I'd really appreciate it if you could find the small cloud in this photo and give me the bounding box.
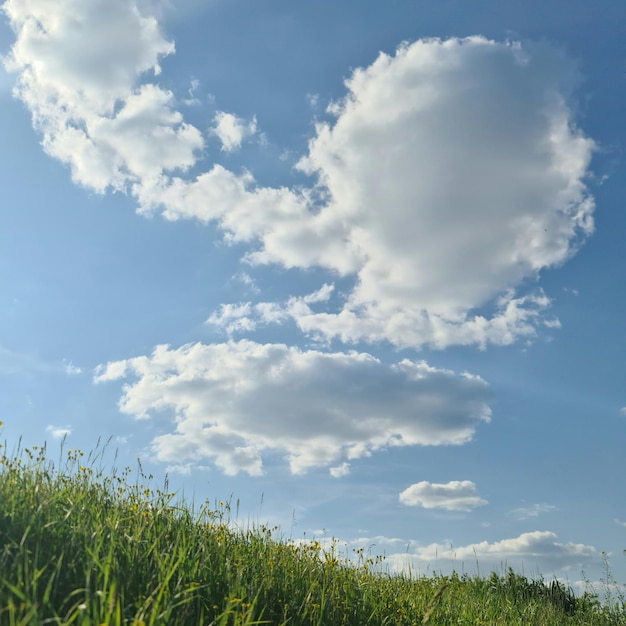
[206,302,256,335]
[619,407,626,416]
[306,92,320,109]
[211,111,257,152]
[234,273,260,294]
[510,503,558,520]
[302,283,334,304]
[182,78,201,106]
[46,425,71,439]
[93,360,128,383]
[399,480,487,512]
[615,519,626,528]
[350,535,405,548]
[329,462,350,478]
[63,359,82,375]
[279,148,293,162]
[543,318,561,329]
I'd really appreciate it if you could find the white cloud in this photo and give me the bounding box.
[3,3,596,351]
[290,532,599,582]
[182,78,201,106]
[570,579,626,603]
[233,273,260,294]
[542,318,562,329]
[46,425,71,439]
[329,462,351,478]
[62,359,82,375]
[276,37,594,349]
[93,359,129,383]
[510,503,558,520]
[206,285,335,338]
[619,407,626,416]
[211,111,257,152]
[3,0,174,110]
[3,0,202,193]
[169,37,595,350]
[350,535,406,548]
[232,288,554,350]
[386,531,598,574]
[299,284,333,304]
[206,302,256,335]
[93,340,492,475]
[399,480,487,512]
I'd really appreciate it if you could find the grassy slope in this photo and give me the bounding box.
[0,440,624,626]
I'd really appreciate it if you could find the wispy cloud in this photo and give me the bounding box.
[182,78,201,106]
[233,273,260,295]
[62,360,83,376]
[0,345,49,375]
[510,503,558,520]
[0,345,81,377]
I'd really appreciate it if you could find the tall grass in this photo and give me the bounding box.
[0,434,624,625]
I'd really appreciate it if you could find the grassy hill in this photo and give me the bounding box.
[0,437,624,625]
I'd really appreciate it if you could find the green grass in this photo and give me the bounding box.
[0,436,624,625]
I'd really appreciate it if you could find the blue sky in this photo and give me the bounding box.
[1,0,625,592]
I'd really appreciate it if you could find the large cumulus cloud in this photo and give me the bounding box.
[202,37,596,349]
[3,5,596,349]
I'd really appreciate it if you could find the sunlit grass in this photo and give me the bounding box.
[0,430,624,625]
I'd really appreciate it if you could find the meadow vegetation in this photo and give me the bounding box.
[0,432,624,625]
